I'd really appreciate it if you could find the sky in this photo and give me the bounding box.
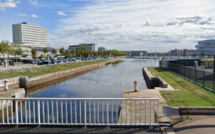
[0,0,215,52]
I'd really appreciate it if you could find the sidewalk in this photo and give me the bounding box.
[173,116,215,134]
[0,62,45,72]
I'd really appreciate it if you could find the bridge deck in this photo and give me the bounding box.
[0,126,161,134]
[118,89,167,124]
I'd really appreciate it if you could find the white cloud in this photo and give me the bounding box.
[0,0,20,10]
[46,0,215,50]
[57,11,67,16]
[29,0,38,6]
[145,19,151,26]
[18,13,28,16]
[31,14,38,17]
[166,15,214,26]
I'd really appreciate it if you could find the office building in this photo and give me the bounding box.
[68,43,98,51]
[12,22,47,47]
[98,46,106,51]
[126,50,147,56]
[195,39,215,56]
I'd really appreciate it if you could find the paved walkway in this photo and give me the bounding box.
[118,88,171,133]
[0,126,161,134]
[0,62,40,72]
[173,116,215,134]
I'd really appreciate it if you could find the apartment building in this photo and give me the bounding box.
[12,22,47,47]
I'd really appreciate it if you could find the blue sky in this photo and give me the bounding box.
[0,0,215,51]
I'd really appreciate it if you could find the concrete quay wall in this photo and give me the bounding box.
[0,58,123,90]
[24,58,121,89]
[0,88,25,111]
[142,67,168,89]
[0,77,20,88]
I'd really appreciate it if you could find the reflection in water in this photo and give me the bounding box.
[1,59,159,124]
[29,59,159,98]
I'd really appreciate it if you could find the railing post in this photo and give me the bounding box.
[15,100,18,127]
[189,66,190,80]
[203,71,205,88]
[213,74,215,93]
[184,66,185,78]
[106,101,109,127]
[157,100,159,124]
[195,69,197,83]
[84,100,86,128]
[37,100,40,127]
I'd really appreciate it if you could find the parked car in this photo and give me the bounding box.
[38,60,51,65]
[71,58,77,62]
[63,59,68,63]
[51,59,57,64]
[31,60,38,64]
[22,59,33,64]
[57,60,63,64]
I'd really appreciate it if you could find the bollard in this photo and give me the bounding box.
[134,80,138,92]
[19,76,28,89]
[4,80,8,91]
[4,60,8,67]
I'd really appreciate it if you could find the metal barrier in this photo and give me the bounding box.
[0,98,159,127]
[169,63,215,93]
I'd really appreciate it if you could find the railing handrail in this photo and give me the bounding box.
[0,98,159,100]
[0,98,160,127]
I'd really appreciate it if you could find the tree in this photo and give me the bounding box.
[14,48,23,56]
[75,45,88,57]
[76,45,88,51]
[43,48,49,54]
[64,50,70,58]
[109,49,127,56]
[104,51,109,57]
[52,48,57,54]
[10,43,23,56]
[0,40,10,54]
[31,49,37,59]
[71,49,76,57]
[59,47,65,54]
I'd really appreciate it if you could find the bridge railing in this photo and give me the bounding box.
[0,98,159,127]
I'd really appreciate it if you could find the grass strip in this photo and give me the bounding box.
[147,67,215,106]
[0,59,111,80]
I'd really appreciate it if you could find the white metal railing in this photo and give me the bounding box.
[0,98,159,127]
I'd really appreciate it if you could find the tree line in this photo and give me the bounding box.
[0,40,128,58]
[57,45,128,58]
[0,40,23,56]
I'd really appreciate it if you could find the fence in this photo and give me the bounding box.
[0,98,159,127]
[169,63,215,92]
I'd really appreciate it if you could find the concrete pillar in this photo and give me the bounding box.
[19,76,28,89]
[134,80,138,92]
[4,80,8,91]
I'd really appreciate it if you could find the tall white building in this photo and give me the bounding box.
[12,22,47,47]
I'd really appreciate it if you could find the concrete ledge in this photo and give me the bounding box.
[158,77,168,88]
[0,77,20,87]
[143,67,169,89]
[0,58,122,89]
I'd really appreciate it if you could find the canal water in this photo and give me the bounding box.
[28,59,159,98]
[3,59,159,124]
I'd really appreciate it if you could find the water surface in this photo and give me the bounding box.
[29,59,159,98]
